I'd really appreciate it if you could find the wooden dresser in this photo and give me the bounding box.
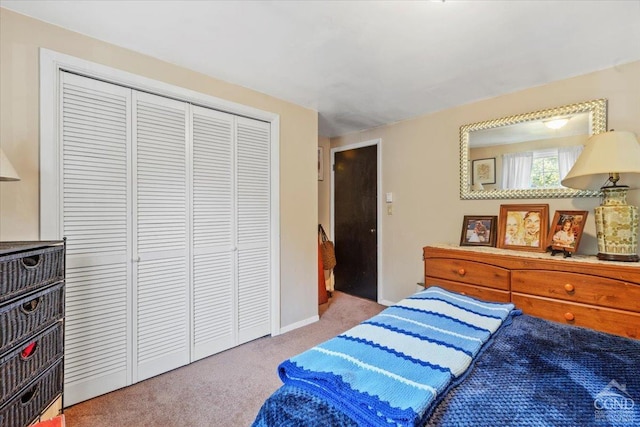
[423,245,640,339]
[0,241,66,427]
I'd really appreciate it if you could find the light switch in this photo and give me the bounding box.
[386,192,393,203]
[387,204,393,215]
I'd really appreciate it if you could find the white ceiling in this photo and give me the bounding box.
[2,0,640,137]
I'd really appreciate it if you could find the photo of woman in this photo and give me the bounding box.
[552,217,575,248]
[547,211,588,253]
[504,212,525,246]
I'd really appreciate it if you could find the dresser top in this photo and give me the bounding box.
[0,240,64,256]
[427,243,640,269]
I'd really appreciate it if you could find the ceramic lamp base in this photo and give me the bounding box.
[594,186,639,262]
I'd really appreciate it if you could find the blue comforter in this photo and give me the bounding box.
[274,287,517,426]
[253,314,640,426]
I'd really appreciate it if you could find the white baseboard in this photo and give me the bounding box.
[279,314,319,334]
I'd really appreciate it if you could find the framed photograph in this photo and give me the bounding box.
[460,215,498,247]
[497,204,549,252]
[318,147,324,181]
[546,210,588,253]
[472,157,496,185]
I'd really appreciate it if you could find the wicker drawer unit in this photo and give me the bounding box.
[423,245,640,339]
[0,241,65,427]
[0,360,63,427]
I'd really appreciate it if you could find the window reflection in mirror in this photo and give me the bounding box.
[460,99,607,200]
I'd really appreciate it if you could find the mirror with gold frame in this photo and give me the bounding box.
[460,99,607,200]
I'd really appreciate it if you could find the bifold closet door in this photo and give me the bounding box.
[236,117,271,344]
[191,107,235,361]
[56,71,271,405]
[132,92,190,381]
[191,111,271,360]
[60,72,133,406]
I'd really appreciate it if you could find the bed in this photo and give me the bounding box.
[251,287,640,427]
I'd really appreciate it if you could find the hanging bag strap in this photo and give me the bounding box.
[319,224,329,243]
[318,224,337,269]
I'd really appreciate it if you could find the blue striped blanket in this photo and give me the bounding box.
[277,287,518,426]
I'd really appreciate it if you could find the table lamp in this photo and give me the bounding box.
[0,148,20,181]
[561,130,640,261]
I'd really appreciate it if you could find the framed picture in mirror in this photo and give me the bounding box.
[471,158,496,185]
[497,204,549,252]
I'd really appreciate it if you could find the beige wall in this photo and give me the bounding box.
[331,61,640,303]
[0,8,319,328]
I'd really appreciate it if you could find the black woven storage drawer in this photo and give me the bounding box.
[0,283,65,356]
[0,359,63,427]
[0,244,65,303]
[0,322,63,406]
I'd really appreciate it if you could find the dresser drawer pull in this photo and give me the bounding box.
[20,254,42,269]
[20,387,38,405]
[564,283,575,292]
[564,312,575,321]
[20,341,38,360]
[20,297,41,314]
[457,268,466,276]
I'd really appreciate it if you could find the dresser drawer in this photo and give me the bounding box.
[512,270,640,313]
[0,246,65,303]
[0,360,63,427]
[512,293,640,339]
[0,283,65,355]
[424,258,509,290]
[0,323,64,405]
[425,278,511,303]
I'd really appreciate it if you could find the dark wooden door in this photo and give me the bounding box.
[334,144,378,301]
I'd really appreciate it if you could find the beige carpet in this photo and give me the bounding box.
[64,291,384,427]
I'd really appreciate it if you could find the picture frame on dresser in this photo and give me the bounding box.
[460,215,497,247]
[546,210,588,254]
[497,204,549,252]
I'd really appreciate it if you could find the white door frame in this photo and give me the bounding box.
[330,138,384,304]
[39,48,281,337]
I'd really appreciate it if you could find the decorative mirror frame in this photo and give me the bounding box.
[460,98,607,200]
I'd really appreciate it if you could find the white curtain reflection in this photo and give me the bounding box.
[502,152,533,189]
[558,145,584,181]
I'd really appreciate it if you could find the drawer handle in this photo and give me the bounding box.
[564,312,575,321]
[20,297,41,314]
[457,268,466,276]
[20,387,39,405]
[564,283,575,292]
[21,254,42,269]
[21,342,38,360]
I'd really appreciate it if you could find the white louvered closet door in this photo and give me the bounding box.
[236,117,271,344]
[191,107,235,361]
[132,92,190,381]
[53,69,272,406]
[60,72,132,406]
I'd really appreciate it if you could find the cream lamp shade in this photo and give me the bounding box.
[0,148,20,181]
[561,131,640,190]
[561,130,640,262]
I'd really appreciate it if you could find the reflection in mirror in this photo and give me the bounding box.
[460,99,607,200]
